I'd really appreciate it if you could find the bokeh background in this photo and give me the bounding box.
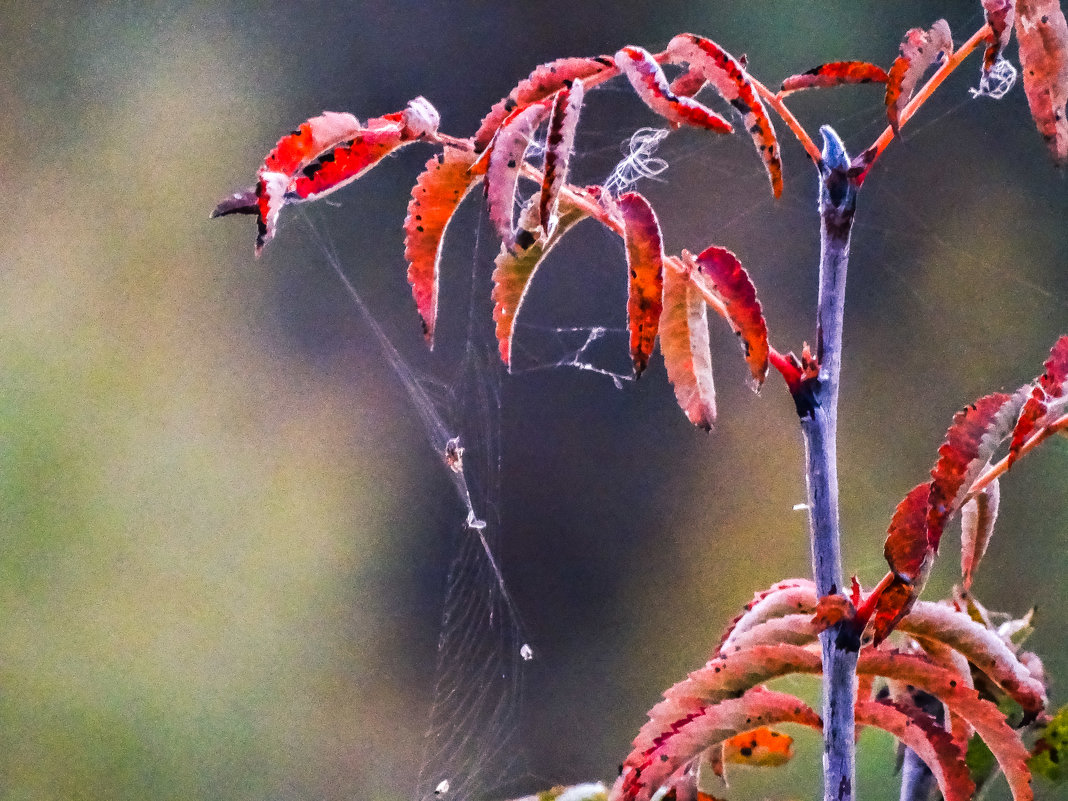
[1,1,1065,799]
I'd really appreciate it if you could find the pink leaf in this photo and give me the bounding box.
[660,264,717,430]
[486,100,553,247]
[539,81,585,238]
[960,478,1000,590]
[614,46,733,133]
[885,20,954,136]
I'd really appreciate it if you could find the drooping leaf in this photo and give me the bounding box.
[722,726,795,767]
[660,264,716,430]
[619,192,665,376]
[539,81,585,238]
[666,33,782,197]
[885,20,954,136]
[857,700,975,801]
[617,688,821,801]
[961,478,1001,590]
[929,393,1013,550]
[690,246,769,390]
[487,100,553,247]
[491,198,589,366]
[1009,335,1068,463]
[404,146,482,345]
[981,0,1017,75]
[900,600,1048,717]
[474,56,618,151]
[1014,0,1068,164]
[779,61,889,94]
[614,46,733,134]
[1029,703,1068,783]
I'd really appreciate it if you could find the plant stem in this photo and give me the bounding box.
[798,126,860,801]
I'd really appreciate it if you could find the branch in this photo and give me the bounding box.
[750,75,823,165]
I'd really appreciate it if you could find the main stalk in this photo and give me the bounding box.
[797,127,860,801]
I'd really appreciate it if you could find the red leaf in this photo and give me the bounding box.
[928,393,1013,551]
[539,81,585,238]
[691,246,769,390]
[884,481,933,582]
[486,100,553,247]
[981,0,1016,75]
[1008,335,1068,463]
[614,46,733,134]
[1015,0,1068,164]
[261,111,363,177]
[288,117,406,202]
[660,265,716,430]
[960,478,1000,590]
[855,700,975,801]
[885,20,953,136]
[779,61,889,94]
[620,192,665,376]
[474,56,617,151]
[404,147,482,345]
[491,198,589,366]
[666,34,782,198]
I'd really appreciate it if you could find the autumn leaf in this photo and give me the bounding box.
[539,81,585,238]
[1015,0,1068,164]
[717,579,816,655]
[1029,703,1068,783]
[491,198,590,366]
[666,33,782,197]
[690,246,769,390]
[981,0,1016,75]
[404,146,482,345]
[961,478,1000,590]
[885,20,953,136]
[486,100,553,247]
[660,264,716,430]
[474,56,617,151]
[722,726,795,767]
[614,46,733,134]
[619,192,665,376]
[1008,335,1068,463]
[884,481,934,583]
[779,61,889,94]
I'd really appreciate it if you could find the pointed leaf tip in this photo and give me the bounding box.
[660,265,716,429]
[619,192,665,376]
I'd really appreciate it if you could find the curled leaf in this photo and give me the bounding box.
[717,579,817,654]
[491,198,589,366]
[885,20,954,136]
[961,478,1000,589]
[487,100,553,246]
[1015,0,1068,164]
[539,81,585,238]
[1029,703,1068,783]
[474,56,617,151]
[404,146,482,345]
[981,0,1017,75]
[666,33,782,197]
[779,61,889,94]
[660,264,716,430]
[690,246,769,390]
[614,46,733,134]
[619,192,665,376]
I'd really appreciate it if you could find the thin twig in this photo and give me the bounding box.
[750,74,824,165]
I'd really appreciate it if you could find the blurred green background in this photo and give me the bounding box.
[1,1,1065,799]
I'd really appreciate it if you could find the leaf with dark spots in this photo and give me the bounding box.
[668,67,706,98]
[260,111,363,177]
[491,198,589,367]
[884,482,933,582]
[779,61,889,94]
[620,192,665,376]
[1008,335,1068,464]
[288,120,407,203]
[614,46,734,134]
[722,726,795,767]
[486,100,553,247]
[928,393,1012,552]
[404,147,482,347]
[473,56,617,151]
[691,246,769,390]
[1015,0,1068,164]
[660,263,716,429]
[961,478,1000,590]
[666,34,782,198]
[981,0,1016,76]
[539,81,585,238]
[885,20,953,136]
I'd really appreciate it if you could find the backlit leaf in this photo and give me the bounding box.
[614,46,733,134]
[660,264,716,430]
[474,56,617,151]
[404,146,482,345]
[1008,335,1068,464]
[961,478,1000,590]
[855,700,975,801]
[620,192,665,376]
[691,246,769,390]
[779,61,889,94]
[539,81,585,238]
[717,579,817,654]
[722,726,795,767]
[1015,0,1068,164]
[491,198,589,366]
[885,20,954,136]
[666,33,782,197]
[487,100,553,247]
